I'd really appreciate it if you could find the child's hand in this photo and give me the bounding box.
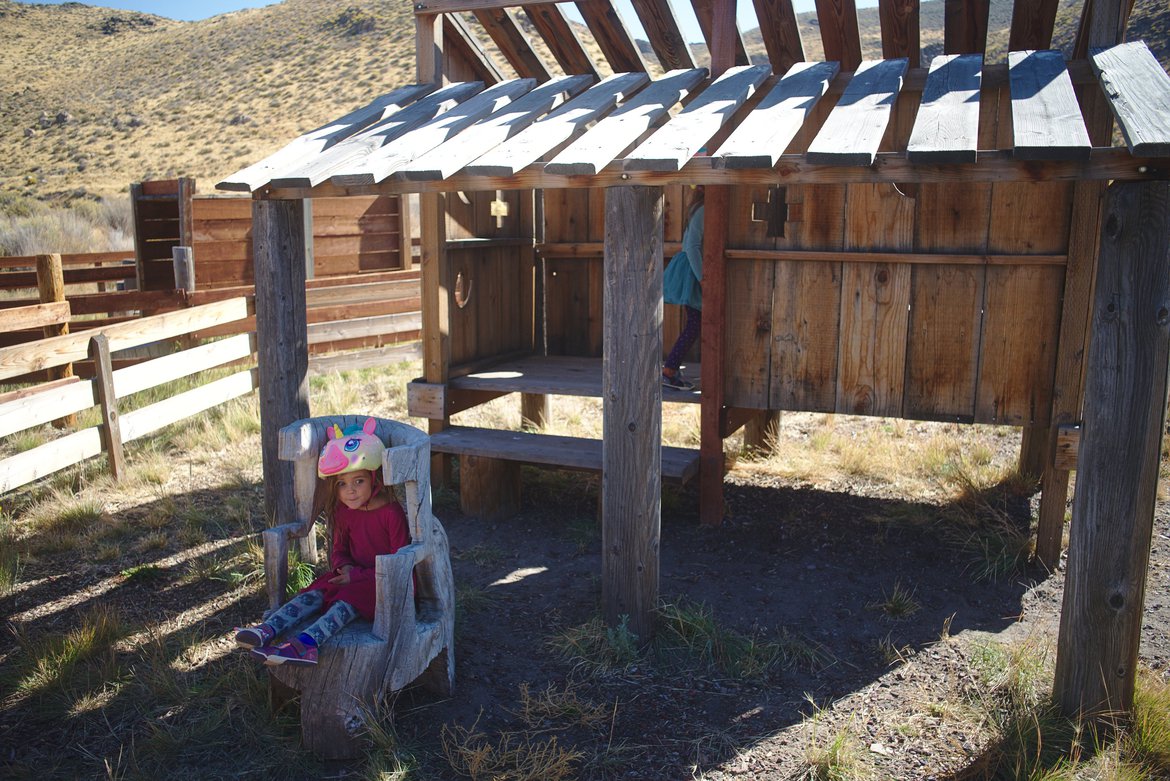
[329,565,354,584]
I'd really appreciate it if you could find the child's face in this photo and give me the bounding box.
[335,470,376,510]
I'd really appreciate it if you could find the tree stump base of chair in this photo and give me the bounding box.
[460,454,520,520]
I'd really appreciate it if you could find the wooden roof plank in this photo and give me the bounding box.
[1008,0,1058,50]
[907,53,983,164]
[751,0,805,72]
[691,0,751,67]
[472,7,554,82]
[544,68,708,176]
[268,82,484,189]
[575,0,650,73]
[399,75,594,181]
[944,0,990,55]
[713,60,839,169]
[444,13,505,85]
[878,0,920,68]
[216,84,435,192]
[1008,49,1092,160]
[629,0,698,70]
[626,64,772,172]
[523,4,601,79]
[1091,41,1170,157]
[465,72,650,177]
[329,79,537,186]
[807,58,908,165]
[814,0,863,71]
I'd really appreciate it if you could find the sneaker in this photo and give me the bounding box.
[263,639,318,667]
[234,624,275,649]
[662,370,695,391]
[250,644,280,663]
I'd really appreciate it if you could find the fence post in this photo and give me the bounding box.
[172,246,196,292]
[89,334,126,482]
[36,253,76,428]
[1053,180,1170,724]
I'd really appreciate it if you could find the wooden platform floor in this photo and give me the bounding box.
[429,425,701,483]
[449,355,701,403]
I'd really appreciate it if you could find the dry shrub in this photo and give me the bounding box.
[441,720,583,781]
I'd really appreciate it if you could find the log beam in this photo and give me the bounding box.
[602,185,663,641]
[253,199,312,540]
[1053,180,1170,722]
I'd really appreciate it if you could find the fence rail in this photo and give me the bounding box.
[0,298,256,493]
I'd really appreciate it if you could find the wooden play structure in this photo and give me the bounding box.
[262,415,455,758]
[223,0,1170,732]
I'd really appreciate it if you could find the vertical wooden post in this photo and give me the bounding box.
[1053,181,1170,723]
[520,393,549,430]
[177,176,196,249]
[253,198,312,561]
[603,185,663,641]
[398,194,415,272]
[1033,0,1124,568]
[171,246,195,292]
[417,9,451,484]
[299,200,314,281]
[88,334,125,482]
[130,182,146,288]
[743,410,781,454]
[36,253,76,428]
[699,0,736,526]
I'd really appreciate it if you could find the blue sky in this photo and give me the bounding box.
[19,0,876,43]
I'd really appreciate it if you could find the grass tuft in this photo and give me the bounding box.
[442,718,583,781]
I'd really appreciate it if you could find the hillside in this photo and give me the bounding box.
[0,0,1167,205]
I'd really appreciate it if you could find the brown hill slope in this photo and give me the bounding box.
[1,0,1167,205]
[1,0,419,199]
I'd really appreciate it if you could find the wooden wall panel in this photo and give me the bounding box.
[836,183,913,416]
[904,265,982,420]
[905,182,990,420]
[975,265,1064,424]
[770,260,842,411]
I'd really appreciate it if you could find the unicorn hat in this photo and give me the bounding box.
[317,417,385,478]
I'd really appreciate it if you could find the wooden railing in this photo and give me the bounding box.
[0,298,257,493]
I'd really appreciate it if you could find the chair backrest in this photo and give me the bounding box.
[278,415,432,542]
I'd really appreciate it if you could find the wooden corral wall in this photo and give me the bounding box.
[131,180,412,291]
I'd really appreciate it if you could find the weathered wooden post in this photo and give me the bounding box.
[698,0,736,525]
[1053,181,1170,723]
[36,253,76,428]
[171,246,196,293]
[602,185,663,641]
[88,334,125,481]
[253,198,313,561]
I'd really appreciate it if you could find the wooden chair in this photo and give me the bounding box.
[261,415,455,759]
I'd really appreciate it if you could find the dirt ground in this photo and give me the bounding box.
[3,412,1169,779]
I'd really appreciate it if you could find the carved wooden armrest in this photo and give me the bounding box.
[262,522,311,613]
[372,544,427,641]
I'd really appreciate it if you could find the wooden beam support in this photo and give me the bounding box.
[602,185,663,642]
[253,199,312,544]
[1054,180,1170,724]
[261,148,1169,202]
[698,0,736,527]
[523,4,600,80]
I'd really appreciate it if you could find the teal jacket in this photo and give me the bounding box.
[663,205,703,311]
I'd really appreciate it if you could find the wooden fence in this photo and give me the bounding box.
[131,179,412,291]
[0,299,256,493]
[0,294,422,495]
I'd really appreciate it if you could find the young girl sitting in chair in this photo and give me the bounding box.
[234,418,410,666]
